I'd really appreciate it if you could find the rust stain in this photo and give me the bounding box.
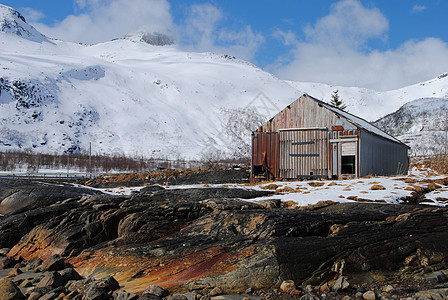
[8,227,64,261]
[251,132,280,180]
[68,244,259,295]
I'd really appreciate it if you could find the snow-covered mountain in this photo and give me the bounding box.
[0,4,447,159]
[0,4,300,160]
[374,97,448,156]
[287,73,448,122]
[0,4,48,43]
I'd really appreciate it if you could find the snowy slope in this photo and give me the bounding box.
[0,4,48,43]
[0,4,448,160]
[287,73,448,122]
[374,97,448,155]
[0,4,300,159]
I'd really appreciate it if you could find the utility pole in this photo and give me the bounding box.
[445,110,447,156]
[89,142,92,178]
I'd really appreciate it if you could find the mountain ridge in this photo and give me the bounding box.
[0,4,48,43]
[0,4,447,159]
[374,97,448,155]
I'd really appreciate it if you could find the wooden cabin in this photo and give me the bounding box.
[251,94,409,181]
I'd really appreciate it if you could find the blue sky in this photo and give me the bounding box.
[2,0,448,91]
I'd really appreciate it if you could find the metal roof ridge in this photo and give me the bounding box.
[303,94,410,148]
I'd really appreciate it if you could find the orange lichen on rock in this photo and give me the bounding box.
[8,226,64,261]
[68,244,258,294]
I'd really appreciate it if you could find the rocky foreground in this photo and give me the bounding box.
[1,176,448,299]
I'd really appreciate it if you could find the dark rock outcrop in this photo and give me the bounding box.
[1,180,448,296]
[0,178,99,215]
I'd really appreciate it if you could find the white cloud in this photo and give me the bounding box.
[271,0,448,91]
[28,1,264,62]
[272,29,297,47]
[182,3,264,61]
[411,5,427,14]
[31,0,175,44]
[303,0,389,50]
[74,0,102,10]
[20,7,46,23]
[217,26,265,61]
[184,3,223,49]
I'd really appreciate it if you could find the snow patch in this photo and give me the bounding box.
[62,66,106,81]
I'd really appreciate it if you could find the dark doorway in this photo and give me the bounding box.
[341,155,355,174]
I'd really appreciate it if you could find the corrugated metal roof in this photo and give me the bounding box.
[304,94,410,148]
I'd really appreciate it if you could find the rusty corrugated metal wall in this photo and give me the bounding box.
[251,132,280,180]
[279,128,329,179]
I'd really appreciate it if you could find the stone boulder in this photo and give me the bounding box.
[142,285,170,298]
[36,271,65,288]
[0,256,16,269]
[0,278,25,300]
[0,178,99,216]
[39,254,66,272]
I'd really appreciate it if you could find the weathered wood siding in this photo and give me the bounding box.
[279,128,329,179]
[257,94,355,132]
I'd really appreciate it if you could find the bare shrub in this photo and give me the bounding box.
[0,149,250,174]
[418,154,448,174]
[370,184,386,190]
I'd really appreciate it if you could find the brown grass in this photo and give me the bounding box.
[415,154,448,174]
[85,168,204,186]
[308,181,326,187]
[404,178,417,184]
[274,186,295,194]
[426,182,440,191]
[316,200,337,205]
[370,184,386,190]
[411,185,425,193]
[434,177,448,186]
[282,201,297,208]
[260,184,280,190]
